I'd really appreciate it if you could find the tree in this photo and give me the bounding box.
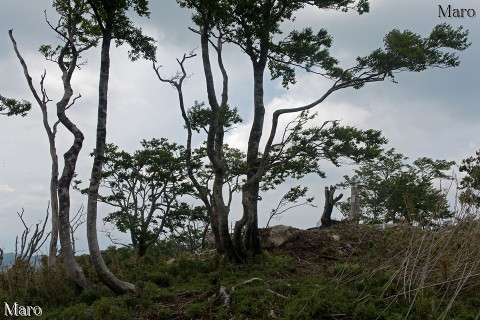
[93,139,192,258]
[459,150,480,215]
[154,51,245,256]
[8,33,61,268]
[85,0,156,294]
[166,203,211,254]
[339,149,454,226]
[158,55,383,253]
[161,48,386,262]
[178,0,469,260]
[261,111,385,228]
[8,42,62,269]
[8,0,98,287]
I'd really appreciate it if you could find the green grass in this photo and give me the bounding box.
[2,222,480,319]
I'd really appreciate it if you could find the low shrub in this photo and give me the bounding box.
[91,296,131,320]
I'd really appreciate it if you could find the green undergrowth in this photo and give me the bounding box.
[2,222,480,319]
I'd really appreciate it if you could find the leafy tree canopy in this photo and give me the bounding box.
[39,0,101,68]
[178,0,369,87]
[87,0,156,61]
[261,110,387,191]
[0,95,31,117]
[179,0,468,89]
[339,149,455,226]
[77,138,197,256]
[459,150,480,210]
[187,100,242,133]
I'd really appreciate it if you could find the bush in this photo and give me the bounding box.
[79,288,102,305]
[91,297,131,320]
[138,282,175,302]
[0,261,78,307]
[45,303,91,320]
[146,271,172,287]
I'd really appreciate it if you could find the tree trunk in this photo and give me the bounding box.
[200,222,210,250]
[235,63,266,258]
[38,91,60,267]
[235,178,261,258]
[321,186,343,227]
[172,73,223,254]
[46,124,60,267]
[57,137,87,288]
[212,174,241,262]
[56,51,87,289]
[206,206,223,253]
[86,31,135,294]
[134,239,147,258]
[243,180,261,255]
[195,18,242,262]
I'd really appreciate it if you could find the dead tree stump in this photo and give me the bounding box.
[321,186,343,227]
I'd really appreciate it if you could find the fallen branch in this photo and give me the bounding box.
[217,277,288,311]
[232,277,263,290]
[267,288,288,299]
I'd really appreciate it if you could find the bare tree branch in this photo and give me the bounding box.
[14,205,51,264]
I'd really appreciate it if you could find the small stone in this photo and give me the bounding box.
[332,234,340,241]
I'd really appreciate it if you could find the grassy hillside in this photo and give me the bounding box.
[1,221,480,319]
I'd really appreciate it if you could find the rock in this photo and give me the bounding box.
[264,225,300,247]
[331,234,340,241]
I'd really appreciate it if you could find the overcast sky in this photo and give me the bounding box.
[0,0,478,253]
